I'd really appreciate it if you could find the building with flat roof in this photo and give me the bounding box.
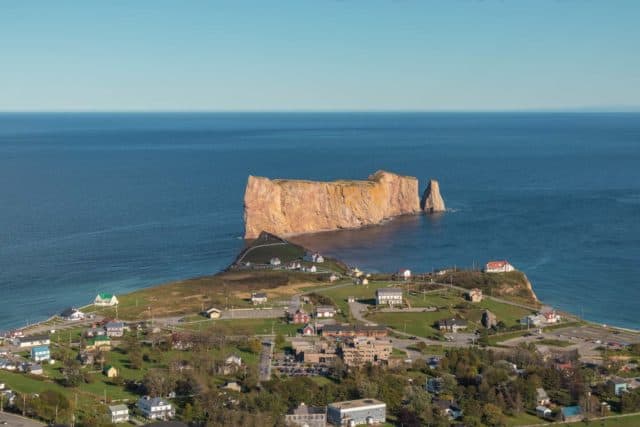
[327,398,386,426]
[109,404,130,423]
[375,288,403,306]
[340,337,392,367]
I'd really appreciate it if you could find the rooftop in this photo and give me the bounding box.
[329,398,385,410]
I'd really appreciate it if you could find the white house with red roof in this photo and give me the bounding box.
[484,260,515,273]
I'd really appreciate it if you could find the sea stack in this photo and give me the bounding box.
[243,170,421,239]
[421,179,446,213]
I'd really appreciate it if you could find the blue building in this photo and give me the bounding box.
[31,345,50,362]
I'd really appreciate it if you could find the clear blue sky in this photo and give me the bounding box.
[2,0,639,111]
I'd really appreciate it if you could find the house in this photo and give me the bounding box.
[109,404,130,423]
[347,296,356,303]
[270,257,281,266]
[467,288,483,303]
[432,398,463,420]
[303,265,317,273]
[322,324,388,338]
[105,321,125,337]
[302,324,316,336]
[536,405,552,419]
[339,337,392,367]
[482,310,497,328]
[251,292,268,305]
[329,273,339,282]
[15,335,50,348]
[316,306,336,318]
[311,253,325,263]
[536,387,551,406]
[137,396,175,420]
[78,351,95,366]
[290,310,310,324]
[376,288,403,306]
[85,327,107,338]
[426,377,445,394]
[221,354,243,375]
[427,356,441,370]
[521,314,545,327]
[61,307,85,321]
[204,307,222,319]
[104,365,118,378]
[222,381,242,392]
[94,293,119,306]
[485,260,515,273]
[560,406,583,422]
[31,345,50,362]
[327,398,386,426]
[85,335,111,351]
[285,402,327,427]
[27,363,43,375]
[355,277,369,285]
[437,318,468,333]
[540,306,561,324]
[398,269,412,280]
[608,378,629,396]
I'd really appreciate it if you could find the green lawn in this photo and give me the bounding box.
[536,339,573,347]
[404,289,463,308]
[475,298,534,327]
[366,311,454,339]
[566,413,640,426]
[317,281,400,320]
[187,318,300,337]
[506,411,544,426]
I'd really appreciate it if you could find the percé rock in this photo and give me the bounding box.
[243,170,421,239]
[421,179,446,213]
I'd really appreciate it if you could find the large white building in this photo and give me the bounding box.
[375,288,403,306]
[485,260,515,273]
[109,404,129,423]
[327,398,386,426]
[136,396,174,420]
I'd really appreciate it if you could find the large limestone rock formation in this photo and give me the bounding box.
[421,179,446,213]
[244,170,421,239]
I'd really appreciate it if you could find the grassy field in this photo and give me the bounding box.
[316,282,398,320]
[473,298,534,327]
[537,338,574,347]
[182,317,301,337]
[506,411,544,426]
[366,311,454,339]
[566,413,640,426]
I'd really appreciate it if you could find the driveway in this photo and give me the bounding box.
[0,413,45,427]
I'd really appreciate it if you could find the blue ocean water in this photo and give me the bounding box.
[1,113,639,330]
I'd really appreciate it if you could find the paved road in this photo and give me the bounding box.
[259,340,274,382]
[0,413,45,427]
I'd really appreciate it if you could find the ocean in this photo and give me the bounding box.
[1,112,639,330]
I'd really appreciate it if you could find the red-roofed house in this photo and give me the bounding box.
[485,260,515,273]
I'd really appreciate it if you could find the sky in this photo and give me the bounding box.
[1,0,639,112]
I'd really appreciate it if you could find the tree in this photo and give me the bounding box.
[483,403,507,427]
[275,333,285,350]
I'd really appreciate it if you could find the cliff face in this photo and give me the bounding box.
[421,179,446,213]
[244,170,421,239]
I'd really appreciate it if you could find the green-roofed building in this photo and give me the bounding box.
[94,293,119,306]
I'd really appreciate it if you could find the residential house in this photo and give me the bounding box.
[536,387,551,406]
[109,404,130,423]
[15,335,50,348]
[355,277,369,285]
[432,398,463,420]
[521,314,545,328]
[426,377,445,394]
[327,398,386,426]
[85,335,111,351]
[221,355,243,375]
[251,292,268,305]
[467,288,483,303]
[85,327,106,338]
[302,324,316,336]
[94,293,119,306]
[437,318,468,333]
[482,310,497,328]
[322,324,388,338]
[375,288,403,306]
[484,260,515,273]
[270,257,281,266]
[204,307,222,319]
[104,365,118,378]
[303,265,317,273]
[608,378,629,396]
[340,337,392,367]
[290,310,310,324]
[31,345,50,362]
[560,406,583,422]
[105,321,125,337]
[285,402,327,427]
[540,306,561,324]
[398,269,412,280]
[536,406,552,419]
[79,351,95,366]
[316,306,336,318]
[311,253,325,263]
[28,364,43,375]
[222,381,242,392]
[61,307,85,321]
[137,396,175,420]
[329,273,339,282]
